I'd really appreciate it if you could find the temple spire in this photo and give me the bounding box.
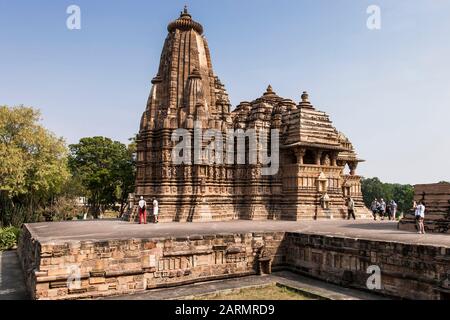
[146,9,229,129]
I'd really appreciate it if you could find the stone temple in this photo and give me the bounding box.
[132,8,371,222]
[16,9,450,301]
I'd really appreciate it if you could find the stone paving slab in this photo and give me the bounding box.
[0,251,28,300]
[25,219,450,248]
[104,271,388,300]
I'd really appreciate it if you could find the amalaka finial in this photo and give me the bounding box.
[301,91,309,102]
[263,85,277,97]
[180,5,191,19]
[169,5,203,34]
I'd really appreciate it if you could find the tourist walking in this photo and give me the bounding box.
[379,199,387,220]
[386,200,392,220]
[415,201,426,234]
[153,198,159,223]
[389,200,398,220]
[138,196,147,224]
[347,197,356,220]
[371,198,379,220]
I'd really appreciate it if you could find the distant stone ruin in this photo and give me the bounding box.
[399,182,450,233]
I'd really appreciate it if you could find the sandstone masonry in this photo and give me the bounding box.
[129,8,371,222]
[18,224,450,300]
[399,183,450,234]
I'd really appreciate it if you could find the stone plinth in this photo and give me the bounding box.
[284,233,450,300]
[18,220,450,300]
[18,225,284,300]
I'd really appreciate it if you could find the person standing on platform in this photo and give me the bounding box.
[153,198,159,224]
[390,200,398,220]
[415,201,426,234]
[347,197,356,220]
[371,198,379,220]
[379,198,387,220]
[138,196,147,224]
[386,200,392,220]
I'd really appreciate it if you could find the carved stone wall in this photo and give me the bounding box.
[18,226,285,300]
[284,233,450,300]
[128,9,371,222]
[19,225,450,300]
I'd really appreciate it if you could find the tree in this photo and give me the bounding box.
[68,137,135,218]
[361,177,414,214]
[0,105,70,226]
[117,137,136,214]
[391,183,414,214]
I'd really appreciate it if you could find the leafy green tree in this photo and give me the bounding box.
[391,183,414,214]
[361,177,414,214]
[68,137,135,218]
[361,177,384,205]
[0,106,70,226]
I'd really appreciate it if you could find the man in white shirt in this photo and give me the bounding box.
[153,198,159,223]
[415,201,426,234]
[379,199,386,220]
[390,200,398,220]
[347,197,356,220]
[138,196,147,224]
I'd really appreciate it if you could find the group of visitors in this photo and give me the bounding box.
[137,196,159,224]
[370,198,398,221]
[135,196,427,234]
[370,198,426,234]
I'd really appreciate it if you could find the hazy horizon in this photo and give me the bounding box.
[1,0,449,185]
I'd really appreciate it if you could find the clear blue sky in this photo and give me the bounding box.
[1,0,449,184]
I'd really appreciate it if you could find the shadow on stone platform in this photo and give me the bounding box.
[0,250,28,300]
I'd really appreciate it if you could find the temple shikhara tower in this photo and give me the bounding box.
[132,8,371,222]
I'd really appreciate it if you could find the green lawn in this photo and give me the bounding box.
[195,284,315,300]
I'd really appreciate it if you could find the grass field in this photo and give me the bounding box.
[195,284,315,300]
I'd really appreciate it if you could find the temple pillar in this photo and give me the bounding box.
[331,152,338,166]
[349,161,358,176]
[295,148,306,165]
[315,150,323,165]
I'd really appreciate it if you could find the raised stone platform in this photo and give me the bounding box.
[18,220,450,300]
[20,219,450,246]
